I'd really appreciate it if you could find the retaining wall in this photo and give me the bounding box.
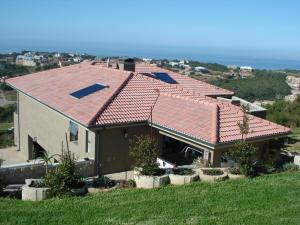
[0,159,95,184]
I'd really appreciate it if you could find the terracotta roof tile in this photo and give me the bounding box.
[7,62,290,145]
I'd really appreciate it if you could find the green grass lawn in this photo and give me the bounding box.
[0,172,300,225]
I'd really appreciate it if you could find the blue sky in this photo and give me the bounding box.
[1,0,300,61]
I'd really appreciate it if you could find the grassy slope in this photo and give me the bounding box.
[0,173,300,225]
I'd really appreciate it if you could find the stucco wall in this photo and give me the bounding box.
[99,125,162,174]
[16,92,95,160]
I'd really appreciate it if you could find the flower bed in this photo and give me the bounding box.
[194,168,228,182]
[86,176,119,193]
[228,167,245,179]
[169,168,199,185]
[134,173,169,189]
[22,179,49,201]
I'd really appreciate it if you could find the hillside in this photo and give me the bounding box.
[0,172,299,225]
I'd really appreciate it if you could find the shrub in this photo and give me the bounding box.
[282,162,299,172]
[202,169,224,176]
[129,135,161,176]
[192,157,207,168]
[228,167,242,175]
[229,106,258,177]
[92,176,116,188]
[43,149,79,197]
[230,141,257,177]
[173,168,195,175]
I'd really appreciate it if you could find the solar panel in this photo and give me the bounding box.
[152,72,178,84]
[70,83,107,99]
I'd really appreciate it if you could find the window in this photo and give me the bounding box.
[85,130,91,153]
[69,121,78,142]
[70,83,108,99]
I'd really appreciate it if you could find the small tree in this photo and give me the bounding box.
[43,149,78,197]
[230,105,257,177]
[37,152,59,175]
[129,135,160,176]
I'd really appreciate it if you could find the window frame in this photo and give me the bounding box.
[69,121,78,143]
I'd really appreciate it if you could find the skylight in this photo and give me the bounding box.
[70,83,107,99]
[152,72,178,84]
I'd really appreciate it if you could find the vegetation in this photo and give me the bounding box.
[173,168,195,175]
[282,162,299,172]
[0,173,299,224]
[0,64,33,78]
[0,104,15,123]
[188,60,229,72]
[228,167,242,175]
[129,135,162,176]
[266,96,300,127]
[43,149,81,197]
[209,74,291,102]
[229,106,258,177]
[202,168,224,176]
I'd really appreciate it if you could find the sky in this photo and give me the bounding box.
[0,0,300,63]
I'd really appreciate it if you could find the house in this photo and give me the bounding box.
[15,53,36,67]
[240,66,253,72]
[6,60,290,175]
[194,66,209,73]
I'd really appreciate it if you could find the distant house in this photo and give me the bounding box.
[194,66,209,72]
[7,61,290,175]
[240,66,253,72]
[16,53,36,67]
[169,61,179,67]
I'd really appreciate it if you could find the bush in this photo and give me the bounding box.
[282,162,299,172]
[173,168,195,175]
[192,157,207,168]
[129,135,161,176]
[92,176,116,188]
[230,141,257,177]
[202,169,224,176]
[228,167,242,175]
[43,150,80,197]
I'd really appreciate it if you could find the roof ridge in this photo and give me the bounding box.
[159,92,217,108]
[87,72,134,126]
[211,104,220,144]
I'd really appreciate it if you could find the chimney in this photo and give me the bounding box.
[106,58,111,68]
[117,58,135,72]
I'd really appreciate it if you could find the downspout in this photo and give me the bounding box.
[95,130,101,176]
[17,91,21,151]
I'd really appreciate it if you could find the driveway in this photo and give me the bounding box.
[0,146,27,166]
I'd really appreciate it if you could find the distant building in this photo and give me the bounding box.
[16,54,36,67]
[142,58,152,63]
[169,61,179,67]
[194,66,208,72]
[240,66,253,72]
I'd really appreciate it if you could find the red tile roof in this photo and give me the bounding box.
[135,63,234,97]
[7,62,132,125]
[7,62,290,146]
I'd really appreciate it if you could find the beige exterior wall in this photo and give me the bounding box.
[15,92,95,160]
[99,125,162,174]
